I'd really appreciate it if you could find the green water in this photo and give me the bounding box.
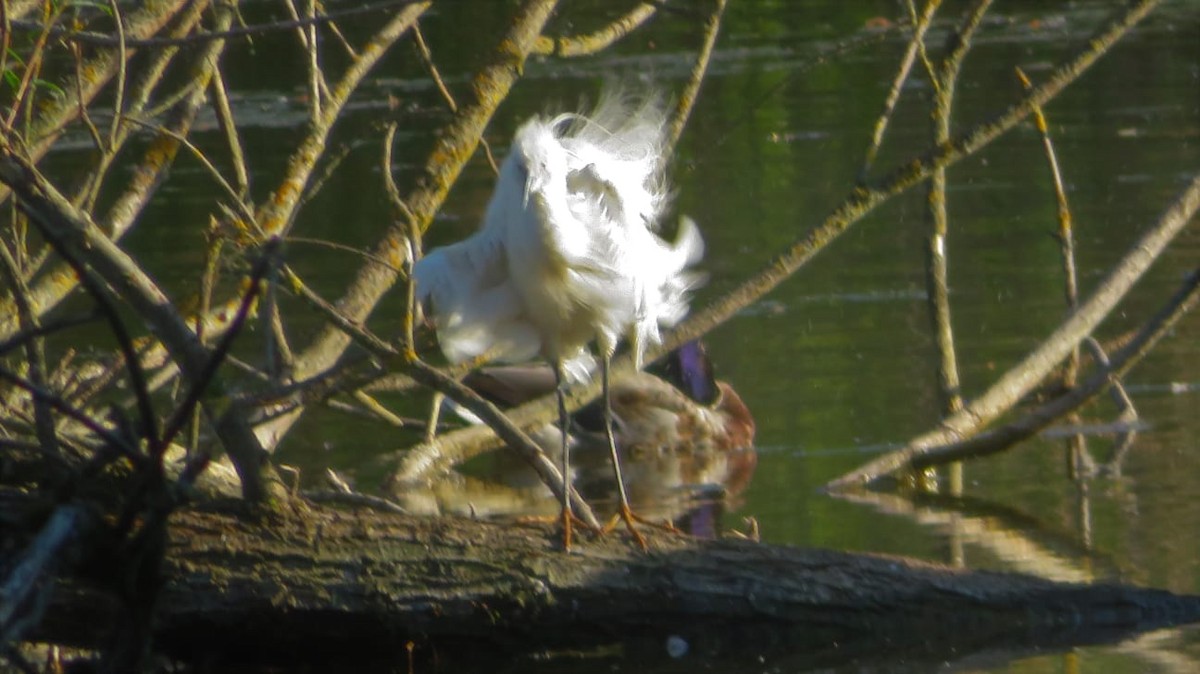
[112,1,1200,670]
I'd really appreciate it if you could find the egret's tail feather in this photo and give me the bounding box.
[566,90,669,164]
[671,216,706,267]
[557,91,672,232]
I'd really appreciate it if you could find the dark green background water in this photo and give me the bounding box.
[113,1,1200,670]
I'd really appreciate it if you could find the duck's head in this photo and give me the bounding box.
[653,340,719,406]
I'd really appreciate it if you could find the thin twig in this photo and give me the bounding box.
[69,41,106,158]
[0,240,58,456]
[0,173,161,449]
[381,123,421,354]
[666,0,726,152]
[120,116,256,224]
[0,0,216,342]
[106,0,127,148]
[305,490,408,514]
[1082,337,1137,421]
[858,0,942,182]
[210,69,251,198]
[412,22,499,174]
[1016,66,1080,384]
[157,240,279,453]
[0,367,139,458]
[2,2,56,132]
[922,0,992,421]
[314,0,356,58]
[349,390,408,427]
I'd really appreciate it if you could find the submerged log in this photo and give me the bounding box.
[24,500,1200,671]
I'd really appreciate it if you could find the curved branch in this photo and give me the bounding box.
[907,268,1199,472]
[532,2,658,57]
[826,174,1200,489]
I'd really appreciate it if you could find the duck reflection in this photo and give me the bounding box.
[394,342,756,538]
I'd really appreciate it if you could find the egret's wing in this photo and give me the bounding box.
[439,282,541,364]
[414,233,540,364]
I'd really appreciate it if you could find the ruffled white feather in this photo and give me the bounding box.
[414,90,704,381]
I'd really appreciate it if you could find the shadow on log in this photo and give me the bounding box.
[22,501,1200,671]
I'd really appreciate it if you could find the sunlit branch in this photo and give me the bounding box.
[210,66,251,198]
[828,174,1200,489]
[532,2,658,57]
[908,268,1199,472]
[858,0,943,182]
[666,0,726,152]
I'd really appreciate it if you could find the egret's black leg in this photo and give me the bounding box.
[602,353,648,550]
[554,361,573,552]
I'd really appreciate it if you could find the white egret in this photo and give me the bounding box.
[414,90,704,550]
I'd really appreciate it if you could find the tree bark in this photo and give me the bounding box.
[21,501,1200,670]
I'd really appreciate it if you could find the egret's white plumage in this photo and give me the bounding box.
[414,90,704,548]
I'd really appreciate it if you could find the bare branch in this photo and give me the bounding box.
[0,504,92,646]
[532,2,658,57]
[908,268,1199,472]
[210,69,251,198]
[827,174,1200,489]
[667,0,726,152]
[859,0,943,182]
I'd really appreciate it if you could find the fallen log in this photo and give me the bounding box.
[22,500,1200,671]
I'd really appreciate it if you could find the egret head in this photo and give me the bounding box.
[511,117,571,207]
